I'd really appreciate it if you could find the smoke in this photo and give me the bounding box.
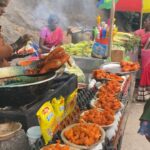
[31,0,70,29]
[32,0,98,29]
[0,0,99,43]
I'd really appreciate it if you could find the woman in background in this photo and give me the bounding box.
[136,15,150,101]
[136,15,150,142]
[39,14,64,54]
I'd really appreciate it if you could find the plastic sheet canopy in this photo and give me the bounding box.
[116,0,150,13]
[97,0,150,13]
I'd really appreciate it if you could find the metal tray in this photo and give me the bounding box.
[100,62,138,75]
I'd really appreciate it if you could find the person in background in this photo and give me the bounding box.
[0,0,33,67]
[138,40,150,142]
[39,14,64,54]
[135,15,150,49]
[136,15,150,102]
[136,15,150,142]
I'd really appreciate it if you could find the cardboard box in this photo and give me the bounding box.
[111,50,124,62]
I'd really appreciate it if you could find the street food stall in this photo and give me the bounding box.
[0,38,139,150]
[0,38,140,150]
[0,1,142,150]
[23,60,138,150]
[26,10,140,150]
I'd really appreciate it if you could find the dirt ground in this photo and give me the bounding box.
[121,102,150,150]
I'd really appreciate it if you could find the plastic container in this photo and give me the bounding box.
[27,126,41,145]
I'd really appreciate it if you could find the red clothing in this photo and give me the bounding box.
[40,26,63,48]
[141,49,150,70]
[135,29,150,48]
[140,62,150,86]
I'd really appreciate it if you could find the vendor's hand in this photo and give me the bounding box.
[17,47,27,55]
[49,46,55,52]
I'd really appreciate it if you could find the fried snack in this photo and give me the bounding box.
[43,140,70,150]
[80,108,114,126]
[64,123,101,146]
[39,54,70,74]
[95,80,121,111]
[44,47,65,63]
[39,47,71,74]
[120,61,140,72]
[93,69,123,82]
[95,98,121,112]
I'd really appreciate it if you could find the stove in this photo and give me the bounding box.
[0,73,77,130]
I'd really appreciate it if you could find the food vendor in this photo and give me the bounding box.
[39,14,64,54]
[0,0,33,67]
[0,0,13,67]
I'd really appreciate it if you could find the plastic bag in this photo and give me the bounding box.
[65,89,78,116]
[65,57,85,83]
[92,42,108,58]
[51,96,65,122]
[36,101,58,144]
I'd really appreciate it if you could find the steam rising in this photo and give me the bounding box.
[32,0,97,29]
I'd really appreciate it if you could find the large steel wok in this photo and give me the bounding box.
[0,68,61,107]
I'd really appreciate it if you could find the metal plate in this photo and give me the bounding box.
[100,62,138,75]
[0,65,66,87]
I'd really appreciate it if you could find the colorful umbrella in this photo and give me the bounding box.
[116,0,150,13]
